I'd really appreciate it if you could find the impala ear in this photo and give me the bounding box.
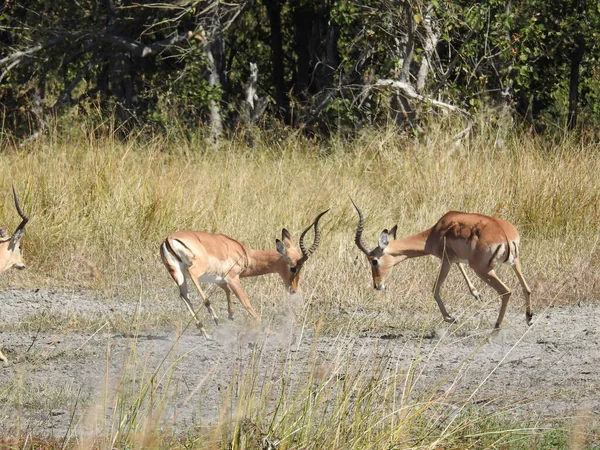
[388,225,398,240]
[281,228,294,247]
[378,229,390,250]
[276,239,287,257]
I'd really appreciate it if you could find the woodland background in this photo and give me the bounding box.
[1,0,599,143]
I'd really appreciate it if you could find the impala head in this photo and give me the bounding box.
[351,199,397,291]
[275,209,329,294]
[0,187,30,273]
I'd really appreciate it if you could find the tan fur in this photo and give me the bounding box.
[160,211,327,339]
[0,188,29,362]
[353,205,532,330]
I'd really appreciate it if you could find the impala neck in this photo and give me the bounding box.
[386,229,431,260]
[242,248,285,278]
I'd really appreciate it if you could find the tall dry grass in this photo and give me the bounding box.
[1,120,599,331]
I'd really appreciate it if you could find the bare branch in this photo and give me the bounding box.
[373,79,469,115]
[0,43,43,67]
[0,35,69,82]
[99,30,195,58]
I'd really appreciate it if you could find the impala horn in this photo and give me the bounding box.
[298,209,329,263]
[8,187,29,250]
[350,198,371,255]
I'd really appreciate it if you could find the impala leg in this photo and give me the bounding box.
[475,269,511,329]
[219,283,235,320]
[161,243,212,339]
[188,270,220,326]
[176,281,211,338]
[433,257,456,323]
[457,263,483,301]
[228,278,261,322]
[512,258,533,325]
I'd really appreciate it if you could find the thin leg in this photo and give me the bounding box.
[161,242,212,339]
[457,263,483,301]
[176,282,210,337]
[219,283,235,320]
[512,258,533,325]
[433,257,455,323]
[475,269,511,329]
[0,348,6,362]
[188,269,219,326]
[228,278,261,321]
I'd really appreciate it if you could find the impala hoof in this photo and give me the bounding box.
[444,316,458,324]
[526,313,533,326]
[203,332,214,341]
[475,293,483,301]
[213,317,219,326]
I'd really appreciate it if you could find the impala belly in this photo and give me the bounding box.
[444,237,474,262]
[200,255,239,285]
[199,273,227,284]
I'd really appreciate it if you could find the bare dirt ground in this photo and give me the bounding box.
[0,288,599,443]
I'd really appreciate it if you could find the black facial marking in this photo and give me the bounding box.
[290,266,298,273]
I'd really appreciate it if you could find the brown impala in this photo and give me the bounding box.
[161,210,328,338]
[351,199,532,330]
[0,187,30,362]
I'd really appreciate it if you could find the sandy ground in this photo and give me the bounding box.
[0,288,599,443]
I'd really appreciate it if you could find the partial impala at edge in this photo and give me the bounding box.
[0,187,30,362]
[160,210,328,339]
[351,199,532,330]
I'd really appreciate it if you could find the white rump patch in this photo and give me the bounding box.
[161,243,181,267]
[505,252,516,265]
[169,239,194,265]
[495,243,516,265]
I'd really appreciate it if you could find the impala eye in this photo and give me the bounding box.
[290,266,298,273]
[371,259,378,267]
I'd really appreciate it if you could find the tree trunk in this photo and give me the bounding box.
[399,2,415,84]
[264,0,288,119]
[292,1,311,98]
[567,35,586,130]
[206,42,224,143]
[324,19,340,82]
[416,4,439,93]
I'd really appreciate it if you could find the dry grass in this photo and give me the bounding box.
[1,121,599,331]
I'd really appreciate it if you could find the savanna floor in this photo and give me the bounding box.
[0,287,598,447]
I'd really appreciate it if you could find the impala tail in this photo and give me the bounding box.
[161,237,195,267]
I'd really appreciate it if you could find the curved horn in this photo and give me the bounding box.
[9,186,29,248]
[299,209,329,260]
[350,198,371,255]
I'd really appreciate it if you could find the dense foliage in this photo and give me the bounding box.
[1,0,599,140]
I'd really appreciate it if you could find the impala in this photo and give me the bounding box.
[160,210,328,338]
[351,199,532,329]
[0,187,30,362]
